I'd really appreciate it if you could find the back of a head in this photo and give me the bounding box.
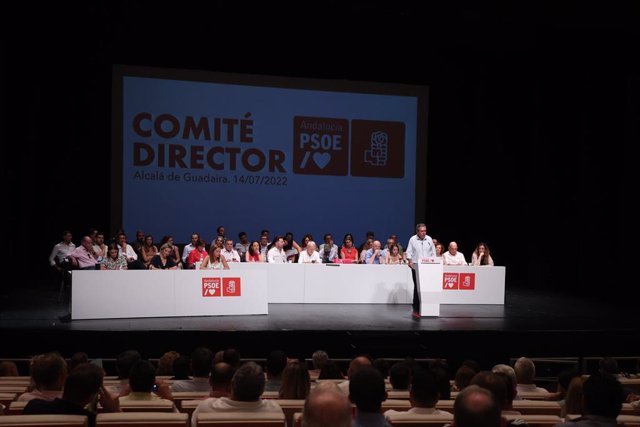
[312,350,329,370]
[117,350,141,380]
[279,360,311,399]
[454,385,501,427]
[470,371,509,410]
[318,360,344,380]
[129,360,156,393]
[211,362,235,387]
[557,368,580,393]
[223,348,241,368]
[157,351,180,376]
[599,357,619,375]
[191,347,213,377]
[461,359,481,374]
[0,361,19,376]
[455,366,477,392]
[266,350,287,377]
[431,366,452,400]
[302,383,352,427]
[69,352,89,371]
[30,352,68,389]
[491,364,517,393]
[410,369,439,408]
[514,357,536,384]
[390,362,412,390]
[347,355,372,379]
[63,363,104,405]
[583,373,624,418]
[349,366,387,413]
[231,361,265,402]
[172,355,191,379]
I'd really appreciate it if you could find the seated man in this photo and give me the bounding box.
[302,382,352,427]
[453,385,501,427]
[443,241,466,265]
[18,352,67,402]
[298,241,321,263]
[119,360,174,409]
[385,369,453,420]
[23,363,120,427]
[67,236,98,270]
[191,362,283,427]
[349,366,390,427]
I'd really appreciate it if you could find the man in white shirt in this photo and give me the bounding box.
[405,223,435,316]
[49,230,76,269]
[191,362,283,427]
[267,236,287,263]
[221,239,241,262]
[443,241,466,265]
[298,241,321,263]
[181,233,200,264]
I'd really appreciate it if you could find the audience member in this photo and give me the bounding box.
[338,356,372,395]
[373,358,390,381]
[302,382,352,427]
[171,355,191,380]
[156,351,180,376]
[310,350,329,377]
[209,362,235,398]
[365,240,384,264]
[191,362,283,427]
[453,385,501,427]
[267,236,287,263]
[149,243,179,270]
[385,369,452,419]
[555,373,624,426]
[69,352,89,372]
[318,360,345,380]
[201,245,230,270]
[349,366,390,427]
[318,234,339,263]
[454,365,477,392]
[265,350,288,391]
[561,376,584,417]
[172,347,213,392]
[0,360,19,376]
[279,360,311,399]
[186,239,207,269]
[340,235,359,263]
[118,360,174,405]
[235,232,250,259]
[68,236,98,270]
[514,357,548,393]
[100,244,128,270]
[245,241,265,262]
[23,363,120,427]
[389,362,412,390]
[18,352,67,402]
[221,239,241,262]
[139,235,158,269]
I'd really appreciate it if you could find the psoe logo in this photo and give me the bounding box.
[222,277,242,297]
[459,273,475,290]
[443,273,459,290]
[351,120,405,178]
[293,116,349,176]
[202,277,221,297]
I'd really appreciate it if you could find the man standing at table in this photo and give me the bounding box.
[405,223,435,317]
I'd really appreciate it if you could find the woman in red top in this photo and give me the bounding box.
[340,235,359,263]
[245,241,264,262]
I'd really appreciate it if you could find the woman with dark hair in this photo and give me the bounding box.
[279,360,311,399]
[245,241,264,262]
[471,242,494,266]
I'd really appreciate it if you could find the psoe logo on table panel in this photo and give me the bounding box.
[443,273,459,290]
[222,277,242,296]
[459,273,475,290]
[202,277,221,297]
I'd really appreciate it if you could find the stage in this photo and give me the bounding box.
[1,284,638,375]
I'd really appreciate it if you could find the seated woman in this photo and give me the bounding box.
[201,245,230,270]
[359,238,373,264]
[159,236,182,268]
[186,239,208,269]
[140,235,158,269]
[435,242,444,257]
[471,242,494,266]
[101,244,128,270]
[385,243,404,265]
[150,243,178,270]
[340,235,359,263]
[245,241,264,262]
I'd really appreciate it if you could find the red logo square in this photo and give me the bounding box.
[350,120,405,178]
[459,273,475,290]
[202,277,221,297]
[293,116,349,176]
[443,273,459,290]
[222,277,241,296]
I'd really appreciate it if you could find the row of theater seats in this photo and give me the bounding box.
[2,412,640,427]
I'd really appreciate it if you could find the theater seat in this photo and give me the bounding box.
[0,414,88,427]
[7,401,28,415]
[194,412,286,427]
[96,412,188,427]
[503,414,562,427]
[386,412,453,426]
[117,400,176,412]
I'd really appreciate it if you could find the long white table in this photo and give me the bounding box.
[71,264,505,319]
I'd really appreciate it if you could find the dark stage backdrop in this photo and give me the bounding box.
[3,3,634,302]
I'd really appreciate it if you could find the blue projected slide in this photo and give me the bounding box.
[113,66,428,246]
